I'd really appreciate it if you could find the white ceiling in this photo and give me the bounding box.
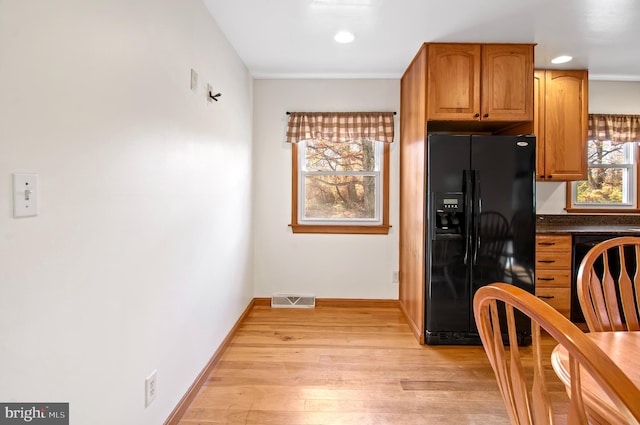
[202,0,640,81]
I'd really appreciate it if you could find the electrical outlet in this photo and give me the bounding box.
[145,370,157,407]
[392,271,399,284]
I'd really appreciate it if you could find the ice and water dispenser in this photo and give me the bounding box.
[433,192,464,235]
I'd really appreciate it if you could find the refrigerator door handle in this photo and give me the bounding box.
[473,170,481,265]
[463,170,472,265]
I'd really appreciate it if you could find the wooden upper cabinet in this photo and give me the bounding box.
[427,44,481,120]
[535,69,588,181]
[427,43,533,122]
[481,44,533,121]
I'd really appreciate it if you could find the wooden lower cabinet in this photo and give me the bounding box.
[536,287,572,318]
[535,234,572,318]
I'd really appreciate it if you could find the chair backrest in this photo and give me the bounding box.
[473,283,640,425]
[479,211,510,259]
[577,236,640,332]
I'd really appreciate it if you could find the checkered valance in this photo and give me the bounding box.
[588,114,640,145]
[285,112,395,144]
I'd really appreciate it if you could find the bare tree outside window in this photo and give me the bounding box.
[301,139,380,221]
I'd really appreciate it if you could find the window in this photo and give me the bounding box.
[568,114,640,212]
[571,140,637,207]
[286,112,393,234]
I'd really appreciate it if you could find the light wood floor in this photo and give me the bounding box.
[178,301,569,425]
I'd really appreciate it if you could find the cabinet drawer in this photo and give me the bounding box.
[536,252,572,269]
[536,287,571,318]
[535,270,572,288]
[536,234,571,251]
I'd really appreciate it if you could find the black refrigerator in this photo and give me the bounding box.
[425,134,536,345]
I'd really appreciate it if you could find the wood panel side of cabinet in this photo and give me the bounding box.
[481,44,534,121]
[534,70,546,180]
[426,43,481,121]
[543,70,588,181]
[399,44,428,342]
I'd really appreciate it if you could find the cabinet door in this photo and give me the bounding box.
[543,70,588,181]
[426,44,481,121]
[481,44,534,121]
[533,70,546,180]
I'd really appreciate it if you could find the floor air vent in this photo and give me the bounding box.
[271,294,316,308]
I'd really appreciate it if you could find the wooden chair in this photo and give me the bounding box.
[473,283,640,425]
[476,211,511,282]
[576,236,640,332]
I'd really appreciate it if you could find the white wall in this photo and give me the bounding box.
[0,1,254,424]
[535,80,640,214]
[253,80,400,299]
[590,81,640,113]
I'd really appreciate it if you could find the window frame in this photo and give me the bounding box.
[566,141,640,213]
[290,141,391,234]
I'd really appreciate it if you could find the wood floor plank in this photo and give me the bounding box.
[177,303,569,425]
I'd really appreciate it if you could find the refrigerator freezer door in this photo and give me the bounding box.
[426,135,471,334]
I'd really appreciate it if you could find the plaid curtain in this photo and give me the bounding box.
[285,112,395,143]
[588,114,640,144]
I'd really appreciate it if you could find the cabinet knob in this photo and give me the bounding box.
[474,113,480,118]
[547,175,553,178]
[483,113,489,118]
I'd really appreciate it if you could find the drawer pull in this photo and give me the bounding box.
[538,242,556,246]
[537,277,555,281]
[538,260,556,263]
[538,295,555,299]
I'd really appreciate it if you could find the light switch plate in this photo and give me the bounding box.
[13,173,38,218]
[190,68,198,92]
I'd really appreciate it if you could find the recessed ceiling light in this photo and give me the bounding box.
[313,0,377,8]
[334,31,355,44]
[551,55,573,64]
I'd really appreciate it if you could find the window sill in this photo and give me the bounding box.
[565,208,640,214]
[289,224,391,235]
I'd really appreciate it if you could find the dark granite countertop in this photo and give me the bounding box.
[536,224,640,235]
[536,214,640,235]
